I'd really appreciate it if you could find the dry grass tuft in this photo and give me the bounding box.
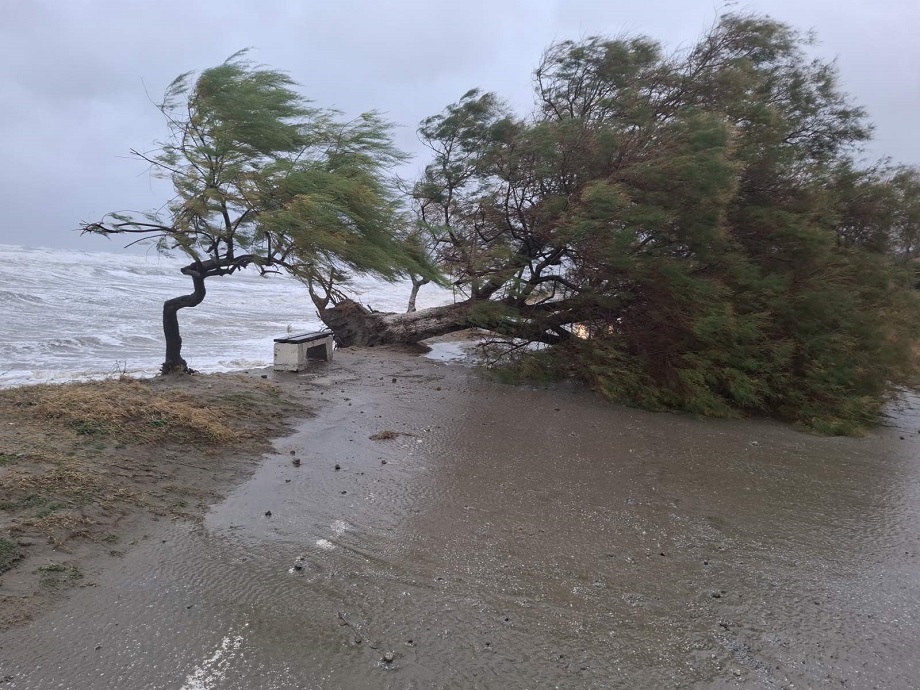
[24,512,95,540]
[0,372,307,629]
[5,377,240,444]
[4,462,138,504]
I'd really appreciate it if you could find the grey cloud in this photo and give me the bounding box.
[0,0,916,250]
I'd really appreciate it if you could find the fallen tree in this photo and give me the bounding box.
[321,13,920,433]
[318,294,581,348]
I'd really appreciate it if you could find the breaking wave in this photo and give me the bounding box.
[0,244,450,388]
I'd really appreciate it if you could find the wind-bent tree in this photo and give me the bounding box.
[327,13,920,432]
[82,51,434,373]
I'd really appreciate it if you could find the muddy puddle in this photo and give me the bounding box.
[1,348,918,688]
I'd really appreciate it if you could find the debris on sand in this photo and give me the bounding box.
[369,429,418,441]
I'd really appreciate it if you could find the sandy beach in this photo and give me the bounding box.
[1,345,918,689]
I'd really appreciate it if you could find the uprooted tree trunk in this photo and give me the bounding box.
[317,297,576,348]
[318,299,480,347]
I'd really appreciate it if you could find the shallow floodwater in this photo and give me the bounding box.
[1,350,918,689]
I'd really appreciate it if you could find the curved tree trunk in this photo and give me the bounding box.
[406,276,429,313]
[319,299,479,347]
[162,270,206,374]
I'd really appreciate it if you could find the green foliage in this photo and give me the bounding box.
[36,563,83,587]
[0,538,21,574]
[487,349,566,387]
[414,13,920,433]
[0,452,21,466]
[83,50,439,309]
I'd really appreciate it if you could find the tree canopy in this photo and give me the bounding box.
[82,51,436,372]
[408,13,920,432]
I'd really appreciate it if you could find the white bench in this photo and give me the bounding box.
[273,330,334,371]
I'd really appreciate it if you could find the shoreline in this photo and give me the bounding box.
[0,364,309,628]
[0,340,476,627]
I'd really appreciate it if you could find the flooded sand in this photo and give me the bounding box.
[1,347,918,689]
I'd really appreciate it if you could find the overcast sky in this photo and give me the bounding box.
[1,0,917,252]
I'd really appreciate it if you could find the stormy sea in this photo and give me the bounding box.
[0,244,451,388]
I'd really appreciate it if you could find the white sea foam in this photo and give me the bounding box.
[179,632,245,690]
[0,244,453,388]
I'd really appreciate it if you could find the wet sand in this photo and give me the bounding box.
[1,347,918,688]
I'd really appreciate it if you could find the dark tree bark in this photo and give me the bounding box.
[161,266,207,374]
[158,256,255,374]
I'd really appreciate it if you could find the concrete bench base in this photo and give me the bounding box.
[273,331,334,371]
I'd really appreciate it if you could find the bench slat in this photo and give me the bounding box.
[273,331,334,344]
